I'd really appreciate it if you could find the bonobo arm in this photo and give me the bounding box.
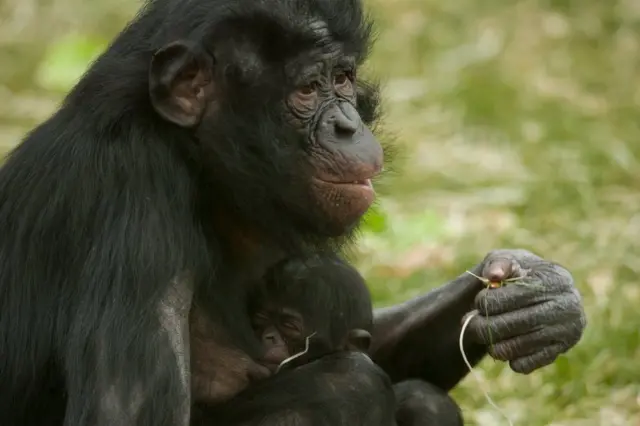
[370,249,587,391]
[369,264,487,391]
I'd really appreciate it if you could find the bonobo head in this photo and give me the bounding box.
[144,0,385,247]
[248,254,373,371]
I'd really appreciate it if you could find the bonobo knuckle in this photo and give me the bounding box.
[486,248,534,261]
[510,360,535,375]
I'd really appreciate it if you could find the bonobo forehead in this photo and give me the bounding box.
[196,0,372,71]
[280,10,371,64]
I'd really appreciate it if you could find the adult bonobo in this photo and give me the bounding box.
[0,0,586,425]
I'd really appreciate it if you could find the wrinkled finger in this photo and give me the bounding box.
[508,343,567,374]
[466,301,577,343]
[475,273,579,316]
[475,284,555,316]
[487,323,569,361]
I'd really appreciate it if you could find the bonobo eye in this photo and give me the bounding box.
[282,322,300,334]
[278,313,303,335]
[333,71,354,97]
[297,82,318,98]
[252,311,270,327]
[289,82,319,112]
[334,72,348,86]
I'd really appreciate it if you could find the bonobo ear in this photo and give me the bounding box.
[149,41,214,127]
[346,329,372,352]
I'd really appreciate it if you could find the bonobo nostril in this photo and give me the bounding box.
[264,331,283,345]
[334,102,360,135]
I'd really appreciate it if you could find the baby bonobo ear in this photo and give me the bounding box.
[149,41,214,127]
[346,329,372,352]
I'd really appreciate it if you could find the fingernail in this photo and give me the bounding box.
[487,265,506,281]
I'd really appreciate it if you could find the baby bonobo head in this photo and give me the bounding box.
[248,254,373,372]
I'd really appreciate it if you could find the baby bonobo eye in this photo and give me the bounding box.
[346,329,371,352]
[251,310,271,329]
[278,309,304,336]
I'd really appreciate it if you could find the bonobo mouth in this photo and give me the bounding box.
[313,176,375,199]
[313,165,379,206]
[310,161,383,232]
[315,161,382,190]
[326,178,373,193]
[334,179,372,186]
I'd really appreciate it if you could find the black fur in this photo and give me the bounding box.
[194,352,397,426]
[0,0,391,425]
[259,253,374,348]
[394,380,463,426]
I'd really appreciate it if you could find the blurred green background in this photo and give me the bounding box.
[1,0,639,424]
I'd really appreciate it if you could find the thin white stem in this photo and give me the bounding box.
[460,312,514,426]
[275,332,317,374]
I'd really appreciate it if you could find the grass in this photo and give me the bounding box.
[1,0,639,424]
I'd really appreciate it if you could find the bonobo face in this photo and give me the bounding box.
[286,51,384,233]
[251,303,372,372]
[147,7,383,241]
[251,306,305,370]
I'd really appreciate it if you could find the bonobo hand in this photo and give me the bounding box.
[463,249,587,374]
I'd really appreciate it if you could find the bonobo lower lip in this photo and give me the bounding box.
[311,175,377,228]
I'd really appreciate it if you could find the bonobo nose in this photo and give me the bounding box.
[263,330,284,346]
[334,102,360,135]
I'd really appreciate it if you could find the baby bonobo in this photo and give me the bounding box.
[193,255,461,425]
[248,255,463,426]
[249,254,374,372]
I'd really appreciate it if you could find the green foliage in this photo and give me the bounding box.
[361,206,388,234]
[36,34,107,92]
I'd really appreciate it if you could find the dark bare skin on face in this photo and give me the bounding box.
[253,305,372,370]
[282,27,383,231]
[251,291,373,372]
